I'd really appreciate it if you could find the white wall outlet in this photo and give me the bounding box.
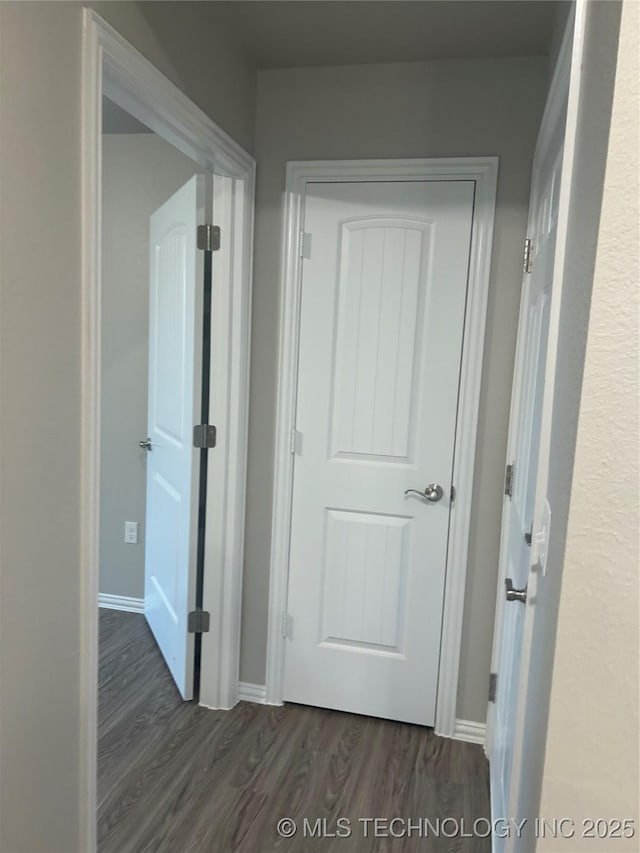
[124,521,139,545]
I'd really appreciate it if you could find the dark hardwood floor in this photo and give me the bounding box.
[98,610,490,853]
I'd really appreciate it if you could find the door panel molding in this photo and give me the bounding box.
[81,12,255,851]
[266,157,498,740]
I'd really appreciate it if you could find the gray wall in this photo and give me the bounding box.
[242,57,549,723]
[100,133,199,600]
[0,3,256,850]
[0,5,83,850]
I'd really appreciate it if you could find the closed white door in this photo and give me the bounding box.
[284,180,475,725]
[489,123,565,834]
[144,175,206,700]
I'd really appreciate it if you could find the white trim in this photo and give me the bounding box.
[98,594,144,613]
[199,171,255,710]
[453,719,487,746]
[97,19,252,178]
[506,9,589,848]
[81,12,254,850]
[80,14,101,852]
[265,158,499,738]
[237,682,267,704]
[486,0,576,780]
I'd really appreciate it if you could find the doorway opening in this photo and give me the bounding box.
[82,11,255,847]
[96,98,230,843]
[98,100,212,698]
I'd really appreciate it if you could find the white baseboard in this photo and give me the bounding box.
[98,593,144,614]
[237,681,267,704]
[452,718,487,745]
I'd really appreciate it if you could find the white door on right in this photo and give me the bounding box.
[489,126,565,838]
[283,180,475,726]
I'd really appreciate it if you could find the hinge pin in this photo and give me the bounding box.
[505,463,515,498]
[193,424,217,449]
[523,237,533,274]
[188,610,210,633]
[197,224,221,252]
[489,672,497,703]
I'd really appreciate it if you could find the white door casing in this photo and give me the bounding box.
[266,159,498,738]
[490,141,563,833]
[487,10,575,842]
[83,13,255,850]
[144,175,207,700]
[283,180,475,725]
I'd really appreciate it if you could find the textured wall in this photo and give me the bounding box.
[244,57,549,724]
[539,0,639,841]
[100,134,199,600]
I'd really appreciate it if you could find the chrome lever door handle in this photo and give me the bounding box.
[139,437,152,451]
[505,577,527,604]
[404,483,444,503]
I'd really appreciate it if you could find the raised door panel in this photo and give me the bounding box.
[330,220,432,463]
[150,226,188,447]
[146,473,181,622]
[319,509,410,654]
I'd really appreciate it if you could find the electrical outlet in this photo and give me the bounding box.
[124,521,138,545]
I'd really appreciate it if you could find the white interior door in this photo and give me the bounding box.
[283,180,475,725]
[488,92,567,838]
[143,175,207,701]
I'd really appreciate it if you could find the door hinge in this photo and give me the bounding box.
[197,224,221,252]
[290,429,302,455]
[193,424,217,449]
[489,672,498,703]
[281,610,293,639]
[450,485,456,503]
[523,237,533,274]
[299,231,312,259]
[505,463,515,498]
[188,609,210,633]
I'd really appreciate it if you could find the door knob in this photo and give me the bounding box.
[139,437,153,451]
[404,483,444,503]
[505,578,527,604]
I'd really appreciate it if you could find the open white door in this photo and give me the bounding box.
[143,175,208,700]
[487,14,573,845]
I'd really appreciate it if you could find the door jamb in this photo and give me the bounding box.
[485,9,575,763]
[265,157,499,740]
[486,6,594,843]
[80,11,254,850]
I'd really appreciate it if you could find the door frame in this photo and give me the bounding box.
[265,157,498,739]
[80,11,254,849]
[486,4,588,842]
[486,14,573,758]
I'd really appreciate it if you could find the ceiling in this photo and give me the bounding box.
[203,1,562,69]
[106,1,564,132]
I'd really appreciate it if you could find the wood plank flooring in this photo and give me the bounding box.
[98,610,490,853]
